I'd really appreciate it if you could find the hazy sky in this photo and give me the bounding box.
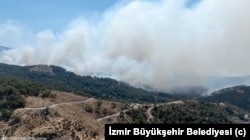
[0,0,200,31]
[0,0,249,91]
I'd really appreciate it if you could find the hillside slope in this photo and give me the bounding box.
[0,63,249,140]
[1,91,249,140]
[0,63,174,103]
[203,85,250,112]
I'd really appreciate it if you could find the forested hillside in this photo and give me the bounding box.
[114,100,250,124]
[0,76,51,120]
[116,100,249,124]
[0,63,174,103]
[150,101,247,124]
[203,85,250,112]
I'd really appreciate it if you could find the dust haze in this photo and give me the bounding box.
[1,0,250,92]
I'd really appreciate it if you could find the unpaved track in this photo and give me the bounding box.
[16,97,183,124]
[97,110,128,122]
[16,98,94,110]
[146,106,154,122]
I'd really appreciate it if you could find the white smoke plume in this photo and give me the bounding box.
[1,0,250,92]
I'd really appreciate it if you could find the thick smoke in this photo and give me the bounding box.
[1,0,250,92]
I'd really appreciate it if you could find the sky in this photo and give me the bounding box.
[0,0,250,92]
[0,0,200,31]
[0,0,120,31]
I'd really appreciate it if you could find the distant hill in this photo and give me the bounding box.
[0,46,11,52]
[202,85,250,112]
[0,63,174,103]
[203,76,250,90]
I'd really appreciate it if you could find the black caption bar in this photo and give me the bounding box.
[105,124,250,140]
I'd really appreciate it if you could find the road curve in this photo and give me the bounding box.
[146,106,154,122]
[97,110,128,122]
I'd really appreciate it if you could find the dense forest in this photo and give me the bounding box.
[0,75,51,120]
[117,100,249,124]
[202,85,250,112]
[150,100,247,124]
[0,63,175,103]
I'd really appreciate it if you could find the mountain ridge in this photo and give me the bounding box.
[0,46,11,52]
[0,63,175,103]
[202,85,250,112]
